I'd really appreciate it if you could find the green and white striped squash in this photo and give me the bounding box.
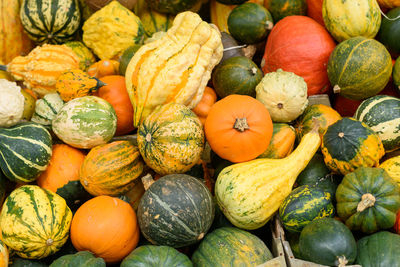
[354,95,400,152]
[137,103,204,175]
[31,93,64,127]
[20,0,81,44]
[52,96,117,149]
[0,122,52,183]
[0,185,72,259]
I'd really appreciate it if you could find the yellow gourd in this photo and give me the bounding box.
[215,124,321,230]
[380,155,400,186]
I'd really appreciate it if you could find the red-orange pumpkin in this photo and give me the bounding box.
[306,0,324,26]
[87,60,120,78]
[394,210,400,234]
[261,16,336,96]
[204,94,273,163]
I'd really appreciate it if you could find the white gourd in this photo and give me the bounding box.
[0,79,25,127]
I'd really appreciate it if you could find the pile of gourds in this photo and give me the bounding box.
[1,0,400,266]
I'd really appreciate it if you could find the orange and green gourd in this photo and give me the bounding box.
[258,123,296,159]
[65,41,97,71]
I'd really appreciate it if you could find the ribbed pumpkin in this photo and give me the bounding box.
[322,0,381,42]
[87,60,120,79]
[125,11,223,127]
[264,0,307,22]
[295,104,342,141]
[192,227,273,267]
[80,141,144,196]
[336,167,400,234]
[82,1,145,60]
[52,96,117,149]
[262,16,336,96]
[31,93,64,126]
[6,44,80,97]
[20,0,81,44]
[377,7,400,58]
[64,41,96,71]
[0,185,72,259]
[137,174,214,247]
[0,0,33,64]
[380,155,400,186]
[321,118,385,175]
[56,69,105,102]
[0,122,52,183]
[258,123,296,159]
[137,103,204,175]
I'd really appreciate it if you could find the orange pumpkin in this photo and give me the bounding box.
[97,75,135,135]
[205,94,273,163]
[70,196,140,263]
[192,87,217,125]
[87,60,120,78]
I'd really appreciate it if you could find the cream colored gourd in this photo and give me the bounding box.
[380,155,400,186]
[0,79,25,127]
[215,124,321,230]
[255,69,308,123]
[31,93,65,126]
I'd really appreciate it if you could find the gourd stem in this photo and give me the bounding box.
[223,45,247,52]
[357,193,376,212]
[379,6,400,21]
[333,85,341,94]
[142,173,155,191]
[337,256,348,267]
[0,65,7,71]
[234,118,250,132]
[265,21,274,30]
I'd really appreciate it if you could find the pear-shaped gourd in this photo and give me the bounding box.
[215,123,321,230]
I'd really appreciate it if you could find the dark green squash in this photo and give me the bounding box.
[55,181,92,211]
[299,218,357,266]
[119,45,142,76]
[120,245,192,267]
[356,231,400,267]
[191,227,273,267]
[137,174,214,248]
[147,0,200,14]
[377,7,400,58]
[286,231,301,259]
[212,56,263,98]
[264,0,307,22]
[10,258,47,267]
[227,3,274,44]
[279,185,335,233]
[336,167,400,234]
[0,122,52,183]
[49,251,105,267]
[210,197,233,231]
[328,36,392,100]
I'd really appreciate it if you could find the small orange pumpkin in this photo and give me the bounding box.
[87,60,120,78]
[70,196,140,263]
[205,94,273,163]
[192,87,217,125]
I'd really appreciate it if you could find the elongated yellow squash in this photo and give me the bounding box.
[215,125,321,230]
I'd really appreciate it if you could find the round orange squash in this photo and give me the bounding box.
[70,195,140,263]
[192,87,217,126]
[87,60,120,78]
[205,94,273,163]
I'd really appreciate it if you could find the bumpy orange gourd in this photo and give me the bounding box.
[7,44,80,97]
[192,87,217,125]
[70,196,140,263]
[87,60,120,78]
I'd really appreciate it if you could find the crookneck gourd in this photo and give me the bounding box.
[215,123,321,230]
[125,11,223,127]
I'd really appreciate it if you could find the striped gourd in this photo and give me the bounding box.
[137,103,204,175]
[0,185,72,259]
[20,0,81,44]
[380,155,400,186]
[0,0,33,64]
[7,44,80,97]
[354,95,400,152]
[322,0,381,42]
[0,229,8,267]
[0,122,52,183]
[31,93,64,126]
[80,141,144,196]
[52,96,117,149]
[64,41,96,71]
[279,185,335,233]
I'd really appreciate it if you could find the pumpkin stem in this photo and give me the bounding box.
[338,132,345,138]
[333,85,341,94]
[265,21,274,30]
[46,238,53,246]
[142,173,155,191]
[337,256,348,267]
[357,193,376,212]
[145,133,152,142]
[277,103,284,109]
[251,67,258,75]
[234,118,250,132]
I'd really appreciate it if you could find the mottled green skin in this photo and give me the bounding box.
[0,122,52,183]
[279,185,334,233]
[137,174,214,248]
[354,95,400,152]
[327,37,392,100]
[394,57,400,93]
[120,245,192,267]
[212,56,263,98]
[147,0,200,14]
[10,258,47,267]
[377,7,400,58]
[228,3,274,44]
[356,231,400,267]
[50,251,105,267]
[336,167,400,234]
[266,0,307,22]
[299,218,357,266]
[191,227,273,267]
